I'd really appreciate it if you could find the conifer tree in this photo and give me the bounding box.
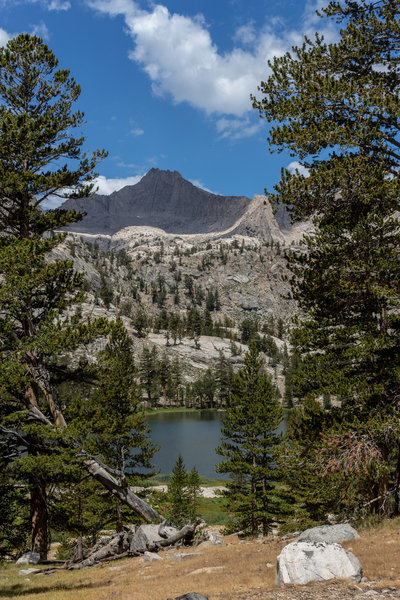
[158,351,171,404]
[253,0,400,514]
[168,356,183,405]
[187,466,202,521]
[167,454,190,527]
[69,322,157,532]
[217,345,282,534]
[168,312,181,345]
[276,397,341,530]
[139,346,159,402]
[0,33,108,558]
[215,351,234,408]
[0,34,159,558]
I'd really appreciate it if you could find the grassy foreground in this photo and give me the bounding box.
[2,518,400,600]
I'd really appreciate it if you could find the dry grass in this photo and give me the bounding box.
[2,519,400,600]
[0,535,283,600]
[342,518,400,588]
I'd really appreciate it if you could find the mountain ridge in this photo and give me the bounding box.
[61,168,288,240]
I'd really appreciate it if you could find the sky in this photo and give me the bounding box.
[0,0,337,208]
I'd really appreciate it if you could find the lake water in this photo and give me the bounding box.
[147,409,287,479]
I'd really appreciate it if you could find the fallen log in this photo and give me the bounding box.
[147,518,202,552]
[67,531,133,569]
[64,519,202,569]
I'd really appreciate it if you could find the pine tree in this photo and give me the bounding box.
[0,34,109,558]
[70,322,157,532]
[158,351,171,404]
[187,466,202,521]
[202,308,213,336]
[139,346,159,402]
[216,345,282,535]
[167,454,190,527]
[205,290,215,312]
[0,34,159,558]
[275,397,344,532]
[252,0,400,515]
[168,312,181,345]
[168,356,183,405]
[215,351,234,408]
[133,308,148,338]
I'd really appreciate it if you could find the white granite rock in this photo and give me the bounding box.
[276,541,362,586]
[297,524,360,544]
[207,532,225,546]
[16,552,40,565]
[143,551,163,562]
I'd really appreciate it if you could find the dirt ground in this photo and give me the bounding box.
[2,520,400,600]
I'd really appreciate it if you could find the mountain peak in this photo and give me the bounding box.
[146,167,183,178]
[60,169,273,237]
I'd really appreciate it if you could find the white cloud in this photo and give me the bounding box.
[4,0,71,9]
[93,174,143,194]
[41,175,144,209]
[216,116,263,140]
[47,0,71,10]
[87,0,339,136]
[233,22,256,46]
[31,21,49,39]
[287,161,310,177]
[130,127,144,136]
[87,0,288,117]
[41,196,65,210]
[189,179,217,194]
[0,27,11,46]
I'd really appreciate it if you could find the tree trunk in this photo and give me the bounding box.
[251,456,257,535]
[75,535,84,562]
[74,495,84,562]
[116,502,123,533]
[30,479,48,560]
[378,444,389,516]
[394,439,400,516]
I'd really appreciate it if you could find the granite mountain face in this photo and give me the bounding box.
[61,168,289,240]
[56,169,302,393]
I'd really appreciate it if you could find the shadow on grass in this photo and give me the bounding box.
[0,580,103,598]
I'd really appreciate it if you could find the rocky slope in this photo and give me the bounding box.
[51,231,293,394]
[53,169,305,394]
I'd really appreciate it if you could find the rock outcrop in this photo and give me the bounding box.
[16,552,41,565]
[297,524,360,544]
[130,524,179,553]
[276,541,363,586]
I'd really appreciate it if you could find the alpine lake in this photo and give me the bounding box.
[147,409,288,479]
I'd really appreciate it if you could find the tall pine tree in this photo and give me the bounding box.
[69,322,157,532]
[252,0,400,515]
[0,34,159,558]
[217,345,282,535]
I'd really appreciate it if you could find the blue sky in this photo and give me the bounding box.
[0,0,336,207]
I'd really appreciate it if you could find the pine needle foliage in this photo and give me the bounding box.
[0,34,108,557]
[252,0,400,516]
[68,322,157,531]
[217,345,282,535]
[167,454,191,527]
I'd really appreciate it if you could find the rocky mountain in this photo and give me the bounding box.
[53,169,305,397]
[61,168,286,240]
